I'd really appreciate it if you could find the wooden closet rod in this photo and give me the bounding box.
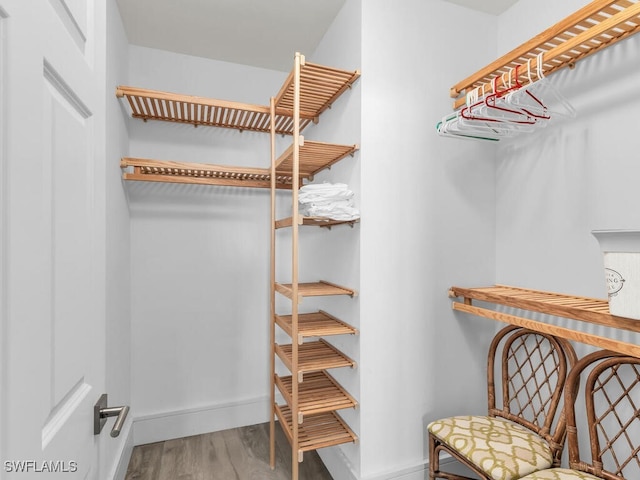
[451,0,640,110]
[453,302,640,358]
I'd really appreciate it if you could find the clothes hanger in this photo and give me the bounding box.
[436,111,506,141]
[504,53,576,119]
[462,72,541,130]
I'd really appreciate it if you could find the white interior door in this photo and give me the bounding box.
[1,0,106,478]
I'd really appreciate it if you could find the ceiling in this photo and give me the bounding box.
[443,0,519,16]
[116,0,518,72]
[115,0,346,72]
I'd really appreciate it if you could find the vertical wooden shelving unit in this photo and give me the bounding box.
[269,53,360,480]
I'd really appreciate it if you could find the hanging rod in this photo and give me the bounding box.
[451,0,640,110]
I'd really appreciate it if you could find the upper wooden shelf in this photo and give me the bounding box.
[275,310,358,345]
[449,284,640,357]
[275,140,359,181]
[275,281,357,303]
[274,58,360,120]
[451,0,640,109]
[116,85,313,135]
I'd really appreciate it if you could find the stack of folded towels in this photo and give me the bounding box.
[298,182,360,221]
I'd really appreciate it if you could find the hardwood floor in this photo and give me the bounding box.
[125,422,334,480]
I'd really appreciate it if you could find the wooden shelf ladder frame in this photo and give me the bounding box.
[268,53,359,480]
[270,52,304,479]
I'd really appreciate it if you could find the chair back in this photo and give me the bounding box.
[487,326,578,464]
[564,350,640,480]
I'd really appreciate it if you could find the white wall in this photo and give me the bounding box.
[104,1,133,477]
[358,1,498,479]
[126,46,289,444]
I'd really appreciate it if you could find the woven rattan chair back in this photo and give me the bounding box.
[488,325,578,454]
[428,326,577,480]
[563,350,640,480]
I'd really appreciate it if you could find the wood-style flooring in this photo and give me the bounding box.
[125,422,334,480]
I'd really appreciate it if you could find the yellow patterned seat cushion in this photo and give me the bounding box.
[428,415,554,480]
[518,469,602,480]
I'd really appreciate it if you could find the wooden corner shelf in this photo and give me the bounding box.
[275,140,359,181]
[275,405,357,457]
[116,85,313,134]
[449,284,640,358]
[275,311,358,344]
[275,281,357,303]
[450,0,640,109]
[275,339,357,376]
[276,370,358,419]
[120,157,296,189]
[275,216,359,229]
[274,60,360,120]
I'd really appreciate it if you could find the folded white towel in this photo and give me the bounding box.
[298,182,359,221]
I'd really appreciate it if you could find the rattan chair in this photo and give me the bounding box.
[517,350,640,480]
[428,325,578,480]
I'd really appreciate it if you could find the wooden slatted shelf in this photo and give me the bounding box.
[275,281,357,303]
[275,216,359,229]
[274,60,360,120]
[451,0,640,109]
[275,371,357,419]
[275,140,359,181]
[275,405,358,457]
[275,311,358,344]
[449,284,640,358]
[275,339,356,376]
[120,157,295,189]
[116,85,313,134]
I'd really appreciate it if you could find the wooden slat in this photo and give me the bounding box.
[274,56,361,118]
[275,405,357,453]
[449,285,640,334]
[451,0,640,109]
[275,370,357,418]
[120,157,294,189]
[116,85,313,135]
[275,140,359,180]
[275,310,358,343]
[275,339,356,375]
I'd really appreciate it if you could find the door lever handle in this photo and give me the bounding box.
[94,394,130,437]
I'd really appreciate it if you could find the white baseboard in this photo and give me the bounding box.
[319,447,359,480]
[132,395,270,446]
[328,453,463,480]
[361,460,428,480]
